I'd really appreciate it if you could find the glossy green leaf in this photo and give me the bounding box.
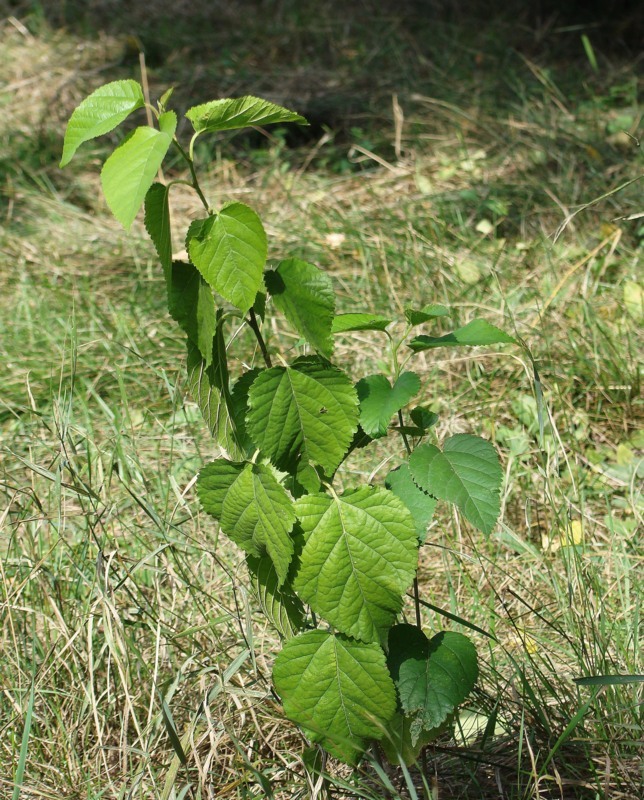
[409,434,502,534]
[60,79,145,167]
[144,183,172,282]
[265,259,335,356]
[404,304,450,326]
[385,464,436,542]
[294,486,418,643]
[332,313,393,333]
[187,202,267,313]
[101,116,176,229]
[387,624,478,742]
[247,552,305,639]
[273,630,396,763]
[186,95,307,133]
[357,371,420,438]
[408,319,516,352]
[168,261,216,365]
[246,359,358,477]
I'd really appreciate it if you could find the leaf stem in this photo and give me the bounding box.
[247,308,272,367]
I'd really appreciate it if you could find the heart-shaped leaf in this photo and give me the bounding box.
[186,95,307,133]
[60,79,145,166]
[409,319,516,352]
[273,630,396,764]
[294,486,418,643]
[187,202,267,313]
[387,624,478,743]
[409,434,502,534]
[357,371,421,438]
[265,259,335,356]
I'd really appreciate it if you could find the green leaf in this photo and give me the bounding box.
[409,434,502,534]
[404,304,450,326]
[357,372,421,438]
[410,406,439,432]
[101,117,176,229]
[187,202,267,313]
[332,313,393,333]
[197,458,245,519]
[273,630,396,764]
[144,183,172,282]
[408,319,516,352]
[186,95,307,134]
[246,359,358,478]
[385,464,436,542]
[380,712,452,766]
[168,261,216,365]
[198,459,296,583]
[229,368,261,456]
[60,79,145,167]
[247,552,305,639]
[220,463,296,585]
[387,624,478,742]
[265,259,335,357]
[294,486,418,643]
[186,321,247,458]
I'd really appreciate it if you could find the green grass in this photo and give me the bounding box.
[1,4,642,798]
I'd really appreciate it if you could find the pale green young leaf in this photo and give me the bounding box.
[246,552,306,638]
[144,183,172,282]
[246,359,358,477]
[273,630,396,764]
[385,464,436,542]
[101,117,176,230]
[60,79,145,167]
[221,463,296,585]
[409,434,502,534]
[294,486,418,643]
[187,202,267,313]
[167,261,216,366]
[408,319,516,352]
[357,371,421,438]
[265,259,335,356]
[404,304,450,326]
[186,95,307,133]
[332,313,393,333]
[387,624,478,742]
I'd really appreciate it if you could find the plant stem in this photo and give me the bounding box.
[398,408,422,628]
[173,140,210,212]
[247,308,272,367]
